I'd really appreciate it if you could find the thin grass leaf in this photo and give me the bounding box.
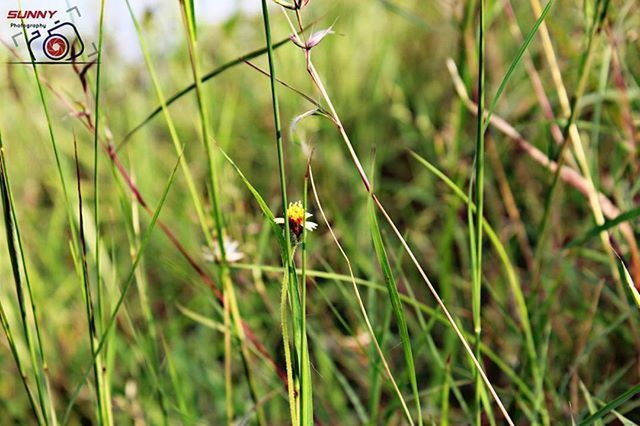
[74,136,110,423]
[121,35,297,146]
[218,147,285,250]
[579,381,603,426]
[579,383,640,426]
[618,258,640,309]
[300,173,313,426]
[0,135,43,423]
[409,150,546,420]
[482,0,554,132]
[566,207,640,248]
[470,2,487,422]
[62,153,182,423]
[369,202,423,424]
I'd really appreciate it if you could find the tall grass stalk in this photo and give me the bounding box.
[469,1,486,423]
[62,154,183,423]
[286,8,514,425]
[368,187,423,423]
[73,137,109,424]
[259,2,313,424]
[180,2,264,423]
[91,1,112,421]
[20,8,93,421]
[533,0,617,286]
[0,131,48,424]
[300,166,313,425]
[92,0,106,336]
[307,166,414,424]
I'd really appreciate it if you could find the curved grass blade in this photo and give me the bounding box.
[120,36,295,147]
[482,0,554,132]
[618,257,640,309]
[566,207,640,249]
[0,134,43,423]
[410,150,547,421]
[74,136,108,423]
[579,383,640,425]
[218,147,285,250]
[369,202,423,424]
[62,153,182,423]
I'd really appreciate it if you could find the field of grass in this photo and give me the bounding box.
[0,0,639,424]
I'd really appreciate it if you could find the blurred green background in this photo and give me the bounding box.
[0,0,639,423]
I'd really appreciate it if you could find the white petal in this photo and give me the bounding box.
[202,246,214,262]
[305,212,313,218]
[274,217,285,224]
[305,221,318,231]
[226,251,244,262]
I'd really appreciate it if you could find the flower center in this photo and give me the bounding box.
[286,201,305,225]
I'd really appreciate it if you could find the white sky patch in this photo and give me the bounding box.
[0,0,259,62]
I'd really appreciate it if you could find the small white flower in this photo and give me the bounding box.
[202,236,244,264]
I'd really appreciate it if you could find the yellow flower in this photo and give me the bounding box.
[275,201,317,238]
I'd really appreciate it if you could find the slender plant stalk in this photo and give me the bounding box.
[93,0,105,337]
[92,2,112,422]
[73,138,107,424]
[308,166,414,424]
[180,2,264,423]
[259,2,310,424]
[19,8,86,422]
[300,167,313,425]
[62,154,182,424]
[285,8,514,424]
[470,1,486,423]
[533,0,619,290]
[0,133,45,424]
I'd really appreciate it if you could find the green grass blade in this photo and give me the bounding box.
[410,150,547,421]
[120,36,295,146]
[579,383,640,425]
[471,2,486,420]
[369,202,422,424]
[482,0,554,132]
[618,258,640,309]
[73,137,108,423]
[566,207,640,248]
[218,147,285,250]
[62,153,182,423]
[0,134,44,424]
[300,173,313,426]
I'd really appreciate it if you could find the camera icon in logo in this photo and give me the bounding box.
[27,20,84,62]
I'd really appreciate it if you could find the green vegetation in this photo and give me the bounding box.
[0,0,639,424]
